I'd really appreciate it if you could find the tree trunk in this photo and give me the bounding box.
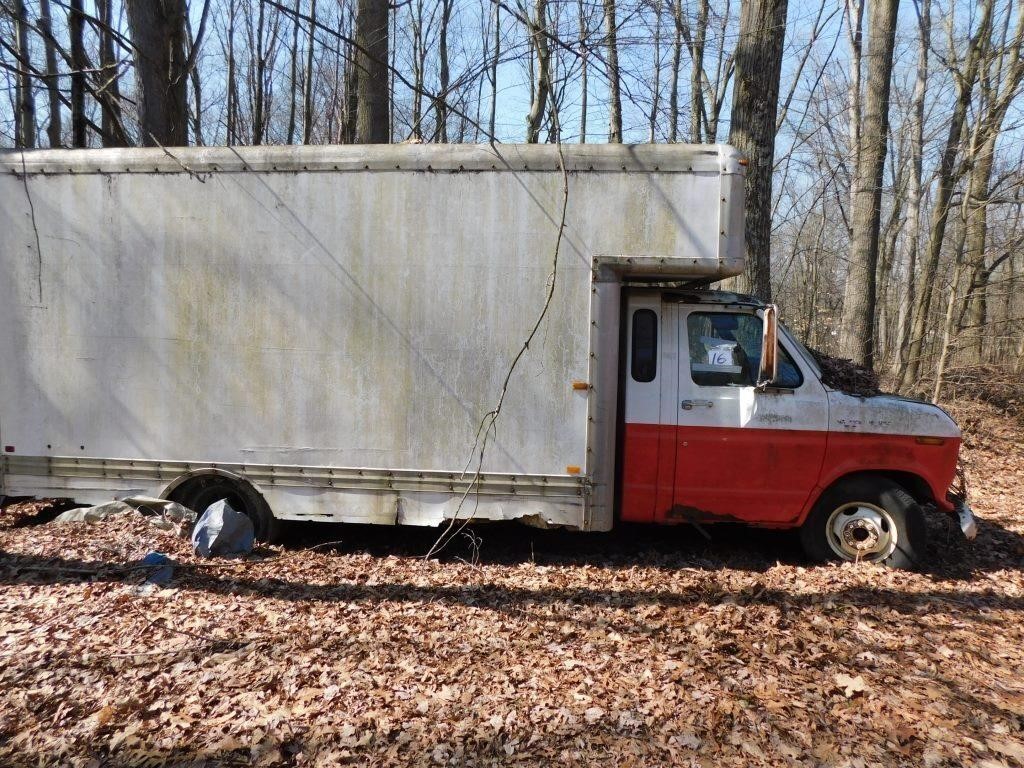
[839,0,898,368]
[903,0,993,386]
[690,0,708,143]
[287,0,301,143]
[303,0,317,143]
[96,0,126,147]
[892,0,929,386]
[434,0,453,142]
[38,0,61,147]
[69,0,87,147]
[227,0,239,144]
[342,39,359,143]
[725,0,789,301]
[525,0,550,144]
[125,0,189,146]
[489,3,500,140]
[962,134,997,364]
[648,1,661,142]
[355,0,390,143]
[844,0,863,199]
[668,0,681,142]
[579,0,589,142]
[253,0,267,145]
[604,0,622,142]
[185,10,204,145]
[13,0,35,148]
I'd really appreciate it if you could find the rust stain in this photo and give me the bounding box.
[665,504,746,524]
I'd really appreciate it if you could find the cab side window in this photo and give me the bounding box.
[686,312,803,388]
[631,309,658,382]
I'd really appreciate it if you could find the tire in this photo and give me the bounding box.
[799,476,926,570]
[172,475,281,544]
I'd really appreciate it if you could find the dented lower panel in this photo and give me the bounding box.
[1,454,590,529]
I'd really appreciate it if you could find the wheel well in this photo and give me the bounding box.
[161,468,266,501]
[818,470,933,508]
[163,471,268,516]
[164,470,279,542]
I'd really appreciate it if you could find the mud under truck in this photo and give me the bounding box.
[0,143,975,568]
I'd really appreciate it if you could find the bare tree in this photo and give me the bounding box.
[902,0,993,388]
[69,0,86,146]
[526,0,550,142]
[604,0,622,142]
[727,0,788,300]
[355,0,389,142]
[891,0,930,380]
[37,0,60,147]
[125,0,189,146]
[13,0,34,147]
[303,0,318,143]
[95,0,126,147]
[839,0,898,367]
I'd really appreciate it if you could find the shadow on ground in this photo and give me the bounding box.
[3,499,1020,581]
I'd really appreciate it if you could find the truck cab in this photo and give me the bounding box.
[620,288,975,568]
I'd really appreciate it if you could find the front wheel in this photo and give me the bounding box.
[800,476,926,570]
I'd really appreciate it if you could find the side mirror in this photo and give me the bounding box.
[757,304,778,389]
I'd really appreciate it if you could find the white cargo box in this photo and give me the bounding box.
[0,143,745,532]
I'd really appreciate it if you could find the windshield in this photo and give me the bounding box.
[779,323,822,379]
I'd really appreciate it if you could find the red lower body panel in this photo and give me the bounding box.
[620,423,960,525]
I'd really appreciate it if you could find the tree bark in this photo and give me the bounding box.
[604,0,622,142]
[839,0,898,367]
[844,0,863,197]
[726,0,789,301]
[355,0,390,143]
[125,0,189,146]
[962,134,997,363]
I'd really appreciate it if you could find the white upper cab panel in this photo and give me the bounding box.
[827,393,961,439]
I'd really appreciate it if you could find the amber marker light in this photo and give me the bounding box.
[571,380,590,391]
[915,436,946,446]
[566,465,581,475]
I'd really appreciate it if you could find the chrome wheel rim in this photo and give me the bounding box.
[825,502,897,562]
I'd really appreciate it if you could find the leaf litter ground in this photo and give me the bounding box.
[1,399,1023,767]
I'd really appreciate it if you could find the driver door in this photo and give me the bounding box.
[662,305,828,525]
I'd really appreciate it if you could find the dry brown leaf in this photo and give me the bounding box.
[834,673,868,698]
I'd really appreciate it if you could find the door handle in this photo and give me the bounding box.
[681,399,714,410]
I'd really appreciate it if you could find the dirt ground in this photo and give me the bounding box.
[1,399,1023,767]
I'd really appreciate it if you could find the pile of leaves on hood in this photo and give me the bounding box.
[1,399,1023,767]
[807,347,883,397]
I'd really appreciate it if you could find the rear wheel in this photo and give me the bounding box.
[800,476,926,570]
[169,475,280,544]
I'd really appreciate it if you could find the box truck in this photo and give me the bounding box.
[0,143,975,568]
